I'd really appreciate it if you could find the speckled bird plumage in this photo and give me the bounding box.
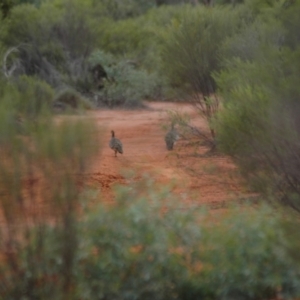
[165,123,179,150]
[109,130,123,157]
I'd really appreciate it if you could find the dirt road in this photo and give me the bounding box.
[83,102,249,207]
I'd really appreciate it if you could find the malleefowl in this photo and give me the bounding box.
[109,130,123,157]
[165,123,179,150]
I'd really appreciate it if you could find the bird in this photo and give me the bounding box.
[165,123,180,150]
[109,130,123,157]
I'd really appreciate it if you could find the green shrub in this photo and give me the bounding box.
[0,84,100,298]
[0,76,54,119]
[77,180,188,300]
[1,1,102,87]
[54,88,94,110]
[2,171,300,299]
[160,5,250,95]
[196,207,300,300]
[76,186,300,300]
[214,0,300,210]
[159,5,251,140]
[93,0,156,20]
[1,226,76,299]
[96,18,150,58]
[90,51,159,107]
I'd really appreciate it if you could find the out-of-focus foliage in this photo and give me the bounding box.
[214,0,244,4]
[14,75,54,116]
[0,0,12,18]
[96,18,151,60]
[77,179,192,300]
[79,195,300,300]
[0,75,54,124]
[92,0,156,20]
[2,175,300,299]
[195,206,300,300]
[0,73,100,299]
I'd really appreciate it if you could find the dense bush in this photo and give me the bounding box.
[0,75,54,119]
[89,51,161,107]
[0,1,102,89]
[3,0,291,110]
[79,184,300,300]
[159,5,251,140]
[0,0,178,105]
[3,0,252,107]
[214,1,300,211]
[96,18,152,61]
[1,175,300,299]
[0,84,100,298]
[197,207,300,300]
[54,88,94,110]
[92,0,156,20]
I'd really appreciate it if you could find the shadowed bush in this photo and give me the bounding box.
[0,82,100,299]
[90,51,159,108]
[54,88,95,111]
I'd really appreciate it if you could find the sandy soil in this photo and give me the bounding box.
[83,102,252,207]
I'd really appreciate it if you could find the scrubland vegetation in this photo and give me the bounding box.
[1,0,300,299]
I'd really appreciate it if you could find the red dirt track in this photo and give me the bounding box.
[83,102,250,207]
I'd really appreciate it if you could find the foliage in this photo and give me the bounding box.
[160,5,249,95]
[221,18,284,63]
[0,0,13,18]
[2,2,300,299]
[279,0,300,49]
[96,18,152,61]
[75,177,300,300]
[92,0,156,20]
[2,0,248,106]
[214,0,244,4]
[0,1,101,89]
[2,173,300,299]
[54,87,95,110]
[214,0,300,211]
[244,0,291,15]
[0,75,54,119]
[92,6,187,100]
[77,179,192,300]
[2,0,295,111]
[89,51,160,107]
[0,0,176,103]
[160,5,250,141]
[0,0,43,19]
[0,81,100,298]
[90,0,217,21]
[193,206,300,300]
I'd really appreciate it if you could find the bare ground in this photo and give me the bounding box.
[83,101,253,208]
